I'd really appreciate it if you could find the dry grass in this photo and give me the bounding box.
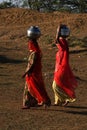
[0,8,87,130]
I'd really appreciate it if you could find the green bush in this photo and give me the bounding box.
[68,36,87,48]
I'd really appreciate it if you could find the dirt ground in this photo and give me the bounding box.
[0,8,87,130]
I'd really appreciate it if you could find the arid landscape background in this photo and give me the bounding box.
[0,8,87,130]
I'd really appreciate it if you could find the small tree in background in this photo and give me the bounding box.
[0,1,14,9]
[62,0,87,13]
[0,0,87,13]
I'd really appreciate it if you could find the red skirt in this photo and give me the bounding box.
[54,65,78,98]
[26,73,50,104]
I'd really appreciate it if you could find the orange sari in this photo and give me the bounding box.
[26,40,50,105]
[54,38,78,99]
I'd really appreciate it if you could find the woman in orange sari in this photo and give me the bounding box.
[52,24,78,106]
[22,26,51,109]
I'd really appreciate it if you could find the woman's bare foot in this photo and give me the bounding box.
[62,101,69,107]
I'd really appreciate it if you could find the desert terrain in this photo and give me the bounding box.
[0,8,87,130]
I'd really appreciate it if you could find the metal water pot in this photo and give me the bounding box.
[60,25,70,37]
[27,26,41,39]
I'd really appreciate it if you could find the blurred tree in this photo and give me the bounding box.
[62,0,87,13]
[22,0,87,12]
[79,0,87,13]
[0,0,87,13]
[28,0,42,11]
[0,1,14,9]
[0,0,23,8]
[9,0,23,7]
[22,0,58,12]
[41,0,58,12]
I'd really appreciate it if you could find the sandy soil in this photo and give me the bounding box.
[0,8,87,130]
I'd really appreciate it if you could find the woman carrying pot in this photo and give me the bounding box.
[52,24,78,106]
[22,26,51,109]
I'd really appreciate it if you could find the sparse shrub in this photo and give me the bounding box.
[51,43,56,47]
[82,36,87,43]
[43,35,53,44]
[68,36,87,48]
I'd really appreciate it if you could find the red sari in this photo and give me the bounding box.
[26,40,50,104]
[54,38,78,99]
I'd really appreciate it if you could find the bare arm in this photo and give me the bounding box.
[55,24,62,44]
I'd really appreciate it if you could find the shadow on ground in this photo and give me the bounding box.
[0,55,24,64]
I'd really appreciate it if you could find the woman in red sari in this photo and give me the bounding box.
[52,24,78,106]
[22,26,51,109]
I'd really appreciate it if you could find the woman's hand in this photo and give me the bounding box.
[22,73,26,78]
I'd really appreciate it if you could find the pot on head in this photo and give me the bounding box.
[59,25,70,38]
[27,26,41,39]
